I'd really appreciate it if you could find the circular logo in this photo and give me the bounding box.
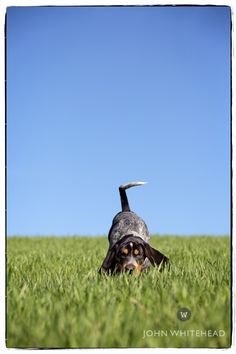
[177,307,191,321]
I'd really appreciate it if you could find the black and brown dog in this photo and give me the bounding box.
[99,182,169,275]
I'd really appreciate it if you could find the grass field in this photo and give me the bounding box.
[6,235,231,348]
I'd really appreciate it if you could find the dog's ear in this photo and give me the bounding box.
[99,246,116,274]
[144,244,169,271]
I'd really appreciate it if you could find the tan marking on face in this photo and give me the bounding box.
[134,264,142,275]
[133,248,139,256]
[122,247,129,255]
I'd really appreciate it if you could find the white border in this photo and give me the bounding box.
[0,0,235,6]
[0,1,234,353]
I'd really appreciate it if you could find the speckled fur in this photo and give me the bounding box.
[108,211,150,248]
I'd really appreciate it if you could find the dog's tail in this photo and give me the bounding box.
[119,181,147,212]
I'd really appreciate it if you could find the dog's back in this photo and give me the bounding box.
[108,182,150,247]
[108,211,150,248]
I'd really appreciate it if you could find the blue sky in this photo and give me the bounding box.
[7,6,231,236]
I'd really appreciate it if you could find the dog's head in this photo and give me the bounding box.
[99,234,169,275]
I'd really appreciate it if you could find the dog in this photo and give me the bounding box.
[99,182,169,274]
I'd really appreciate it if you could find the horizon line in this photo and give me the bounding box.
[7,233,230,238]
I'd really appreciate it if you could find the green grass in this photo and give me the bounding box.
[7,235,231,348]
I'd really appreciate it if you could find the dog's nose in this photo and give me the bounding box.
[125,264,135,271]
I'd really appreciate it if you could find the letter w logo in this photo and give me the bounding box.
[180,312,188,319]
[177,308,191,321]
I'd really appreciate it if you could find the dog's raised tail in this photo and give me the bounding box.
[119,181,147,212]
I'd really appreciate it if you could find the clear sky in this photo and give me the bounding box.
[7,6,231,236]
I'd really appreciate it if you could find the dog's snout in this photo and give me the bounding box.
[125,264,135,271]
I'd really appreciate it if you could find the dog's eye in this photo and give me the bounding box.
[122,248,129,255]
[133,249,139,256]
